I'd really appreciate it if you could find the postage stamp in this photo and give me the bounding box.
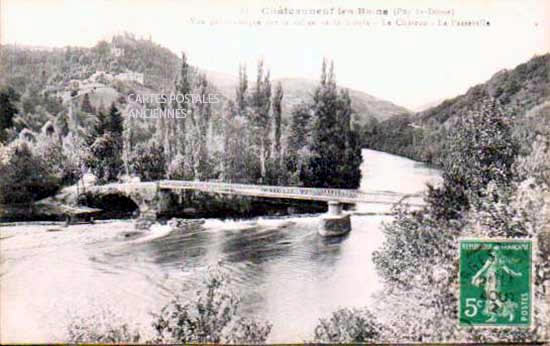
[459,239,533,327]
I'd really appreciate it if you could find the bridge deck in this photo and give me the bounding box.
[89,180,426,207]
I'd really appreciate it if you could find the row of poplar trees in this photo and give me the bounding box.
[129,54,362,189]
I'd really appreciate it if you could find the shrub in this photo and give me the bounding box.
[314,307,386,343]
[0,140,60,204]
[67,308,141,343]
[152,265,272,344]
[167,153,191,180]
[66,265,272,344]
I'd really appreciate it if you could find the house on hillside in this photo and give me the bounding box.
[88,71,114,84]
[111,46,124,57]
[115,71,144,84]
[68,79,82,90]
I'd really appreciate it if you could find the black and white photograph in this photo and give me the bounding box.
[0,0,549,344]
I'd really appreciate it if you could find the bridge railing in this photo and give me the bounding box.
[159,180,377,200]
[89,180,422,204]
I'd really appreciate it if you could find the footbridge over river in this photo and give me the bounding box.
[83,180,426,235]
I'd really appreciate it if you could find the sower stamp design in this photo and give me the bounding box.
[459,239,532,327]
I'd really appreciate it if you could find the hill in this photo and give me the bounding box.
[202,72,410,124]
[417,54,549,125]
[276,78,410,124]
[1,33,409,138]
[413,98,447,112]
[359,53,550,164]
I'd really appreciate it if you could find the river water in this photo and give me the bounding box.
[0,149,441,343]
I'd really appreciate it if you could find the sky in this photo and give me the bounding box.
[2,0,549,110]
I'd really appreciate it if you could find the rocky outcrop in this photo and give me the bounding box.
[167,218,205,230]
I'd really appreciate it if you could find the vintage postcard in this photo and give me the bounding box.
[0,0,548,344]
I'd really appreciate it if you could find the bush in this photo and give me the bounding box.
[314,307,386,343]
[67,308,141,343]
[152,265,272,344]
[167,153,191,180]
[0,140,60,204]
[65,265,272,344]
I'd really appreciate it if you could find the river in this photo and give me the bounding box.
[0,149,441,343]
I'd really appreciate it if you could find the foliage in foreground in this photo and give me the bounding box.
[67,266,272,344]
[314,307,387,343]
[370,98,549,342]
[151,266,272,344]
[67,309,141,344]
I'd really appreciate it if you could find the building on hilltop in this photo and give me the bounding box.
[115,71,144,84]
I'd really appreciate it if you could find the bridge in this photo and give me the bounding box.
[83,180,426,236]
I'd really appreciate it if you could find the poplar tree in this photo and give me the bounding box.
[272,82,284,169]
[190,74,212,180]
[287,59,361,188]
[249,60,272,182]
[176,52,192,158]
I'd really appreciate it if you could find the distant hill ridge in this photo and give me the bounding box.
[1,34,410,124]
[416,53,549,124]
[358,53,550,164]
[202,72,411,124]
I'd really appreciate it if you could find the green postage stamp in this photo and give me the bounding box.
[459,239,533,327]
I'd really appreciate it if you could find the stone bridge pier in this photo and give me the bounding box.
[132,185,173,230]
[318,201,351,236]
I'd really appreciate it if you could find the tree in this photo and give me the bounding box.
[236,64,248,114]
[286,103,312,185]
[272,82,283,167]
[88,132,123,183]
[129,141,167,181]
[67,308,141,344]
[426,98,519,220]
[176,52,192,157]
[86,103,124,183]
[221,101,252,183]
[248,60,272,182]
[93,40,110,58]
[63,132,88,191]
[0,140,60,204]
[0,87,19,143]
[105,102,124,137]
[303,59,361,188]
[189,74,212,180]
[220,64,257,183]
[81,93,95,114]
